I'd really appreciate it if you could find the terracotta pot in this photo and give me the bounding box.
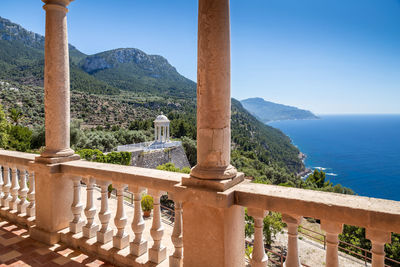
[143,210,151,218]
[108,191,112,198]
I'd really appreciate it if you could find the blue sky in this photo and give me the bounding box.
[1,0,400,114]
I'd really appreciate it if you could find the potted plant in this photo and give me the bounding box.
[108,184,114,198]
[141,195,154,218]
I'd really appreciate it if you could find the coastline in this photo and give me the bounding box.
[297,152,312,178]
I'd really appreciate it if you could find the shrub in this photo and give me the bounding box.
[141,195,154,212]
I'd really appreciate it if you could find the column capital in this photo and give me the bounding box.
[42,0,73,12]
[282,214,302,225]
[366,229,392,244]
[320,220,343,235]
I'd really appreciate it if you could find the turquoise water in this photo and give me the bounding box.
[269,115,400,201]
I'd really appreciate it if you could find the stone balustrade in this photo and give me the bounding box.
[0,149,400,267]
[236,181,400,267]
[60,159,186,266]
[0,150,36,228]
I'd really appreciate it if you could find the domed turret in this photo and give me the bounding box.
[153,113,170,143]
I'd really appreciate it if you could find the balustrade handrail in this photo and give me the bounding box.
[235,181,400,234]
[0,149,36,167]
[60,159,188,193]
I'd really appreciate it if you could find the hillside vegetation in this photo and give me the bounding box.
[0,16,304,183]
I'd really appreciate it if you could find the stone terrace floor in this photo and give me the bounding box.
[0,220,114,267]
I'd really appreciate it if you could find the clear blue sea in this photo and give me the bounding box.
[269,115,400,201]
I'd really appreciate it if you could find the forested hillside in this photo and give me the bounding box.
[0,16,305,183]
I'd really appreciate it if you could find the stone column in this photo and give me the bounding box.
[321,221,343,267]
[366,229,391,267]
[167,125,170,142]
[30,0,77,245]
[154,126,157,142]
[180,1,245,266]
[40,0,74,159]
[282,214,302,267]
[158,126,162,142]
[190,0,237,180]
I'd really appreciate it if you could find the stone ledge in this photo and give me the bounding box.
[181,172,244,192]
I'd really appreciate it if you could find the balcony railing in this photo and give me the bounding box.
[0,149,399,267]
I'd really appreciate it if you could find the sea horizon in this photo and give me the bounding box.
[269,114,400,201]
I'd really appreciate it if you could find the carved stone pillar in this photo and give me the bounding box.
[113,183,129,249]
[17,170,29,214]
[282,214,302,267]
[248,208,268,267]
[129,186,147,256]
[69,176,84,233]
[321,221,343,267]
[82,178,99,238]
[26,172,36,217]
[40,0,74,159]
[169,196,183,267]
[190,0,237,180]
[9,167,19,211]
[149,189,167,264]
[97,181,113,244]
[1,166,10,208]
[180,1,245,266]
[30,0,77,245]
[366,229,391,267]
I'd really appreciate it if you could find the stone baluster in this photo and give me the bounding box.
[17,169,29,214]
[26,172,35,217]
[149,189,167,264]
[113,183,129,249]
[97,181,113,244]
[9,167,19,211]
[282,214,302,267]
[83,178,99,238]
[366,229,391,267]
[169,198,183,267]
[1,166,11,208]
[248,208,268,267]
[69,176,84,233]
[129,186,147,256]
[321,221,343,267]
[0,166,4,204]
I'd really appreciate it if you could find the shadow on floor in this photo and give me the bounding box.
[0,219,114,266]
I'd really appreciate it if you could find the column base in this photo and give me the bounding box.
[35,153,80,164]
[251,258,268,267]
[17,202,28,214]
[82,224,99,239]
[113,234,129,249]
[39,148,76,159]
[169,255,183,267]
[69,220,85,234]
[182,172,244,191]
[190,164,237,180]
[30,225,61,245]
[130,240,148,256]
[149,246,167,264]
[97,229,113,244]
[9,200,18,211]
[26,206,35,217]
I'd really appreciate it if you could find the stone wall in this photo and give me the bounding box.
[130,145,190,169]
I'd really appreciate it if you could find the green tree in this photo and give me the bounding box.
[0,104,10,148]
[8,125,32,152]
[9,108,23,125]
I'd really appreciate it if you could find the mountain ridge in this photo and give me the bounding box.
[0,16,305,180]
[241,97,318,123]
